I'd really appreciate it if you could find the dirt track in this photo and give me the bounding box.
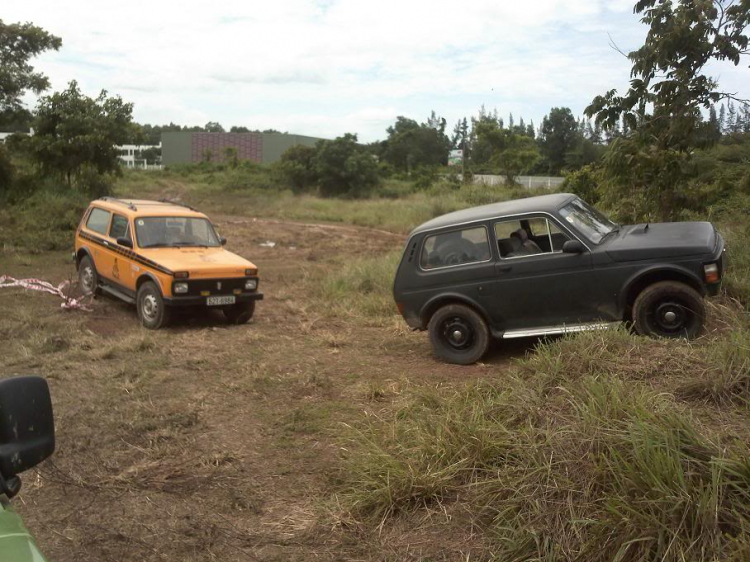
[1,215,534,561]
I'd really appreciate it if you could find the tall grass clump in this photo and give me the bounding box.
[338,327,750,561]
[679,323,750,404]
[315,251,402,321]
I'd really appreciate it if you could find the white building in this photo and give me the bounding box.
[0,129,34,143]
[117,142,162,170]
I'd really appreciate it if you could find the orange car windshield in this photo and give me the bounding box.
[135,216,220,248]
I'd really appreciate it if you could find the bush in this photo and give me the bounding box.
[0,190,89,252]
[562,164,601,203]
[277,144,318,193]
[0,145,14,197]
[412,166,439,190]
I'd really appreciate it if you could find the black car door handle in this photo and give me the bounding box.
[497,265,512,273]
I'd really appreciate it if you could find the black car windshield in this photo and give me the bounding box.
[559,198,618,244]
[135,216,220,248]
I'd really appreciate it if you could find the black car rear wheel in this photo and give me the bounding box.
[633,281,705,339]
[428,304,490,365]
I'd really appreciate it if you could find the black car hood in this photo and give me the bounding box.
[605,222,716,262]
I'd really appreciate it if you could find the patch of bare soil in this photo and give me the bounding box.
[1,216,527,562]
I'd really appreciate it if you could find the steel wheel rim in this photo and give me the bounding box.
[81,266,94,292]
[142,294,159,322]
[650,300,690,334]
[441,316,475,351]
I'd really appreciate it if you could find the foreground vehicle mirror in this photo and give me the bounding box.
[0,376,55,498]
[220,237,227,246]
[562,240,585,254]
[116,237,133,249]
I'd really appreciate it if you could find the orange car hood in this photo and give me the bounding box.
[138,247,257,277]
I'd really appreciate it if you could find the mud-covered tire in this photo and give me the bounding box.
[428,304,491,365]
[223,301,255,325]
[633,281,705,339]
[78,255,100,295]
[136,281,171,329]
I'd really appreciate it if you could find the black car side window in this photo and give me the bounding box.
[420,226,491,270]
[495,217,570,258]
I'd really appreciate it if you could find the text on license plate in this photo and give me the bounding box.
[207,296,236,306]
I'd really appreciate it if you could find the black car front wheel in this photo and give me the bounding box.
[428,304,490,365]
[633,281,705,339]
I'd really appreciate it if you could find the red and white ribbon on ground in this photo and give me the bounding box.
[0,275,92,311]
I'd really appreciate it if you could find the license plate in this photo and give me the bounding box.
[207,296,235,306]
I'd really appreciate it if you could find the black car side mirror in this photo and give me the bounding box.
[220,237,227,246]
[116,237,133,249]
[0,376,55,498]
[562,240,586,254]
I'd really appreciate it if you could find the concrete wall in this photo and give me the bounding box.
[161,132,193,166]
[260,133,321,164]
[161,132,325,166]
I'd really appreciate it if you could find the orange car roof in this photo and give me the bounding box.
[93,198,207,218]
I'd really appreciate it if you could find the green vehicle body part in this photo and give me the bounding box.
[0,499,48,562]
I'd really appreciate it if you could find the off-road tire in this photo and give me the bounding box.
[633,281,705,339]
[137,281,171,329]
[78,255,100,296]
[428,304,490,365]
[223,301,255,325]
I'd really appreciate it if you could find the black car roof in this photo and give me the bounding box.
[410,193,577,235]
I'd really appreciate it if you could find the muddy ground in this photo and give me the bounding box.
[1,214,538,561]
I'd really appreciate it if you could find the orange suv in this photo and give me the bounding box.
[74,198,263,329]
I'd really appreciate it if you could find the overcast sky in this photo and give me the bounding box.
[8,0,749,142]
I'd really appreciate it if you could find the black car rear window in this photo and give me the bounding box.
[420,226,491,270]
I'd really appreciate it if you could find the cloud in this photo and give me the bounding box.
[6,0,748,141]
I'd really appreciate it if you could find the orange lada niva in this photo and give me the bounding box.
[74,197,263,329]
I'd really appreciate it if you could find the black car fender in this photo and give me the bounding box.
[419,292,492,330]
[619,263,705,314]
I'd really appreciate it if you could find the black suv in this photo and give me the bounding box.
[393,194,726,364]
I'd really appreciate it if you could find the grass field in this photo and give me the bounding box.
[1,170,749,561]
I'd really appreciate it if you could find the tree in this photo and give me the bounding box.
[230,125,250,133]
[380,113,451,172]
[204,121,224,133]
[492,133,540,185]
[0,20,61,115]
[23,81,134,192]
[586,0,750,220]
[705,104,723,144]
[315,134,380,197]
[539,107,580,174]
[728,100,738,132]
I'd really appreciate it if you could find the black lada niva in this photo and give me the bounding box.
[393,193,726,364]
